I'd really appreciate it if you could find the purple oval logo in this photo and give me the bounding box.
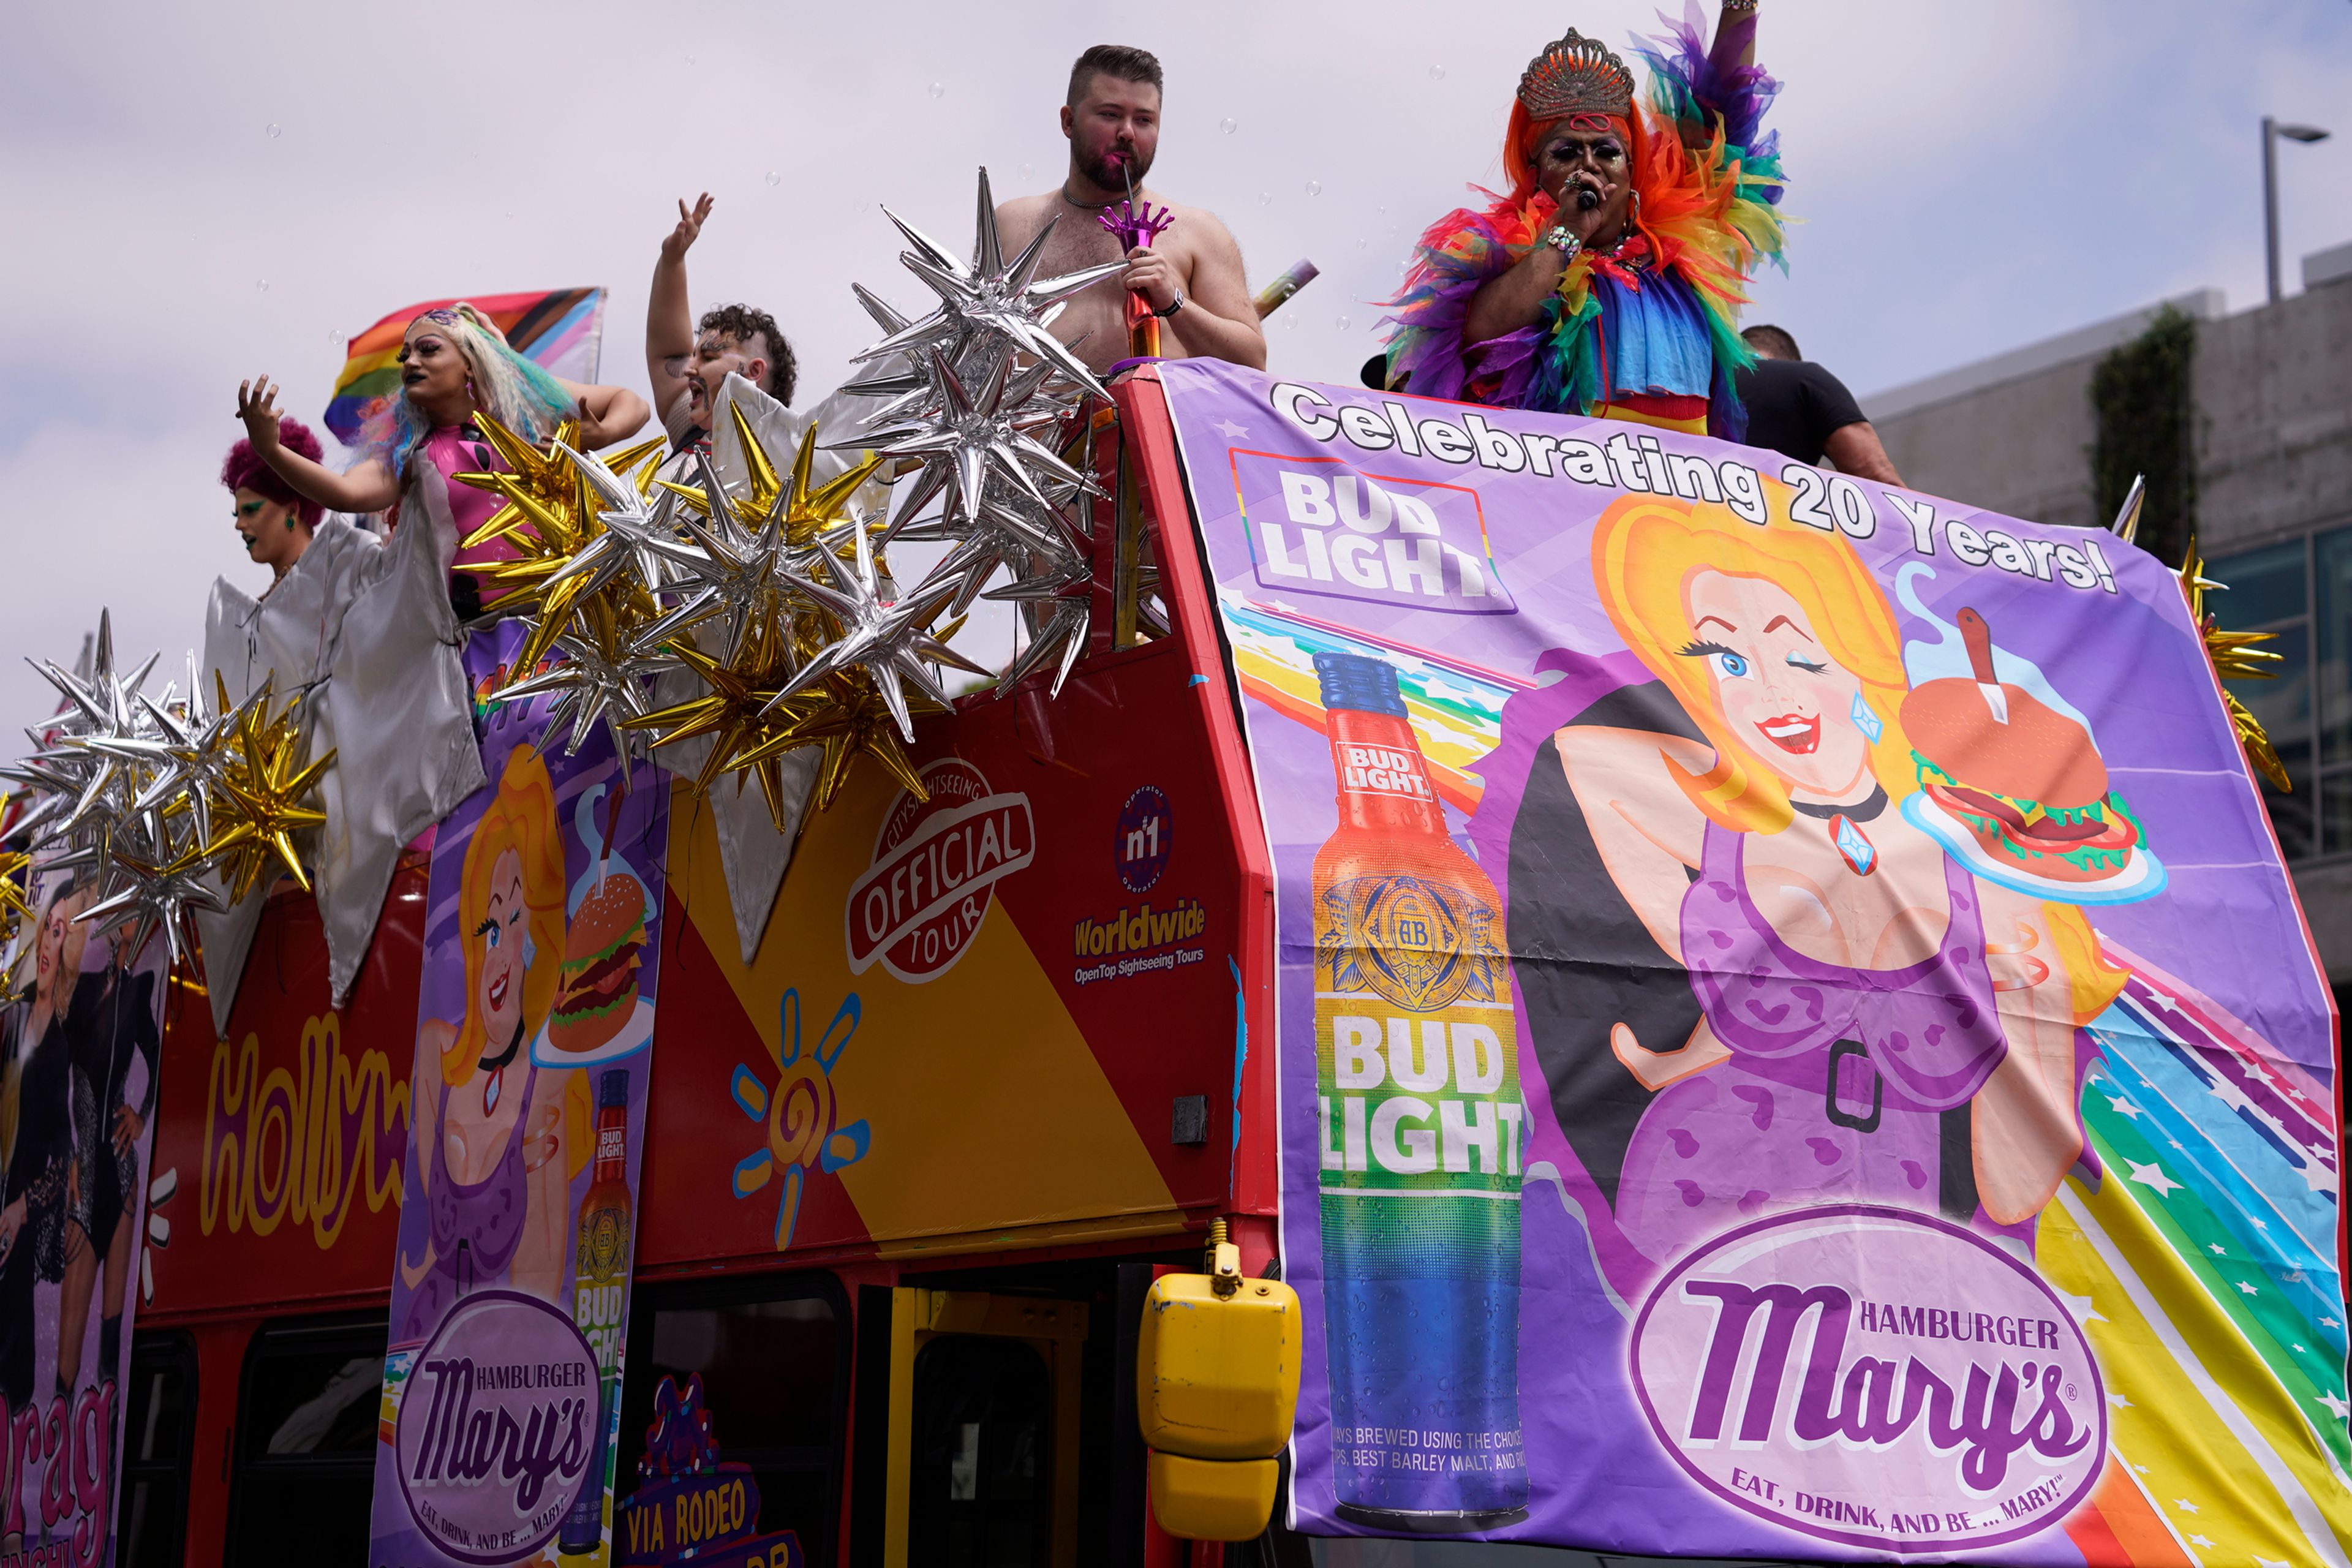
[394,1289,601,1564]
[1629,1205,2106,1555]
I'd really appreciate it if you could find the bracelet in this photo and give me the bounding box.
[1722,0,1758,12]
[1540,224,1583,260]
[1153,288,1186,320]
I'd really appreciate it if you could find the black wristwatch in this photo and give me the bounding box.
[1153,288,1186,320]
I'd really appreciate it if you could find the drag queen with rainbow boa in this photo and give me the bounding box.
[1382,1,1784,439]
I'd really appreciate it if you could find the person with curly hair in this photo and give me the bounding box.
[645,193,799,454]
[221,414,328,586]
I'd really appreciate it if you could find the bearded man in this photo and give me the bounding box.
[1382,2,1784,440]
[994,44,1266,375]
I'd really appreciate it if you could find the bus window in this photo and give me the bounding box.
[909,1335,1050,1567]
[116,1332,195,1568]
[225,1316,386,1567]
[616,1280,848,1564]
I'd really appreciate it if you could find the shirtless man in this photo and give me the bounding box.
[994,44,1265,376]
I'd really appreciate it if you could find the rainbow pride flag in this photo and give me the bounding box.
[322,287,606,448]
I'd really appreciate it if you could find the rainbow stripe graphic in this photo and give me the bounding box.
[321,287,606,448]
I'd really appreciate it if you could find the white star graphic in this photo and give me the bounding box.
[2127,1161,2183,1197]
[2253,1217,2270,1230]
[2318,1391,2350,1419]
[1213,418,1251,441]
[2132,1464,2150,1475]
[2108,1094,2143,1118]
[2173,1498,2199,1513]
[2236,1281,2260,1297]
[2302,1162,2333,1193]
[2187,1534,2212,1549]
[2168,1140,2185,1150]
[2294,1344,2307,1353]
[2209,1243,2228,1256]
[2260,1558,2295,1567]
[2107,1393,2133,1409]
[2325,1316,2342,1330]
[2056,1290,2104,1324]
[2143,987,2185,1016]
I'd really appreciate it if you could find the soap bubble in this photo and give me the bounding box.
[1335,314,1352,331]
[1257,191,1273,206]
[1429,64,1447,81]
[685,53,698,66]
[1219,117,1237,135]
[765,170,782,187]
[1282,314,1298,331]
[927,81,946,99]
[264,123,282,139]
[326,327,344,343]
[1355,238,1368,250]
[255,279,270,292]
[1306,180,1322,197]
[1019,162,1035,179]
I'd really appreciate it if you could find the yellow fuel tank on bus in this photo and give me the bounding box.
[1137,1267,1302,1458]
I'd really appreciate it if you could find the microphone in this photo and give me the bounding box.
[1575,184,1601,212]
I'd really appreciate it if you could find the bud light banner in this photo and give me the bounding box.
[1153,359,2352,1563]
[371,622,666,1568]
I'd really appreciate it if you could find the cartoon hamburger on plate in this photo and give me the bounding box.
[1898,603,2166,905]
[532,782,657,1066]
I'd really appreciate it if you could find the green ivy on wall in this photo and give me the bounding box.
[2090,305,2198,566]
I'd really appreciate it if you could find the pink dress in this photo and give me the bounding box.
[395,424,526,611]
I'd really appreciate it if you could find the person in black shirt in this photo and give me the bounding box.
[1733,324,1903,484]
[0,880,90,1412]
[56,923,159,1398]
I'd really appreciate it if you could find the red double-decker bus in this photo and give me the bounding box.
[121,369,1286,1568]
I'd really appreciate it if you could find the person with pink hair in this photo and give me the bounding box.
[221,415,327,586]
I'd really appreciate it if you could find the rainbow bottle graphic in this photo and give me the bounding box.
[1311,652,1528,1532]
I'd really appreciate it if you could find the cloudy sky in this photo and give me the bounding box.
[2,0,2348,725]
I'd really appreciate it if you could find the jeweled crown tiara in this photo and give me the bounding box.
[1517,28,1635,121]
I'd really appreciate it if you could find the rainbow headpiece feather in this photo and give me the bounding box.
[1518,28,1635,124]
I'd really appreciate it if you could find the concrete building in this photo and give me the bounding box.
[1861,246,2352,988]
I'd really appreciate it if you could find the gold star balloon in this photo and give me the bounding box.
[454,415,668,673]
[2179,532,2289,793]
[0,848,29,957]
[189,680,337,905]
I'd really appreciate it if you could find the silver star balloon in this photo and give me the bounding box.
[767,519,990,742]
[492,595,681,759]
[854,168,1129,400]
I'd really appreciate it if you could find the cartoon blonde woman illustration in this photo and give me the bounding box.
[1554,496,2124,1267]
[404,745,577,1335]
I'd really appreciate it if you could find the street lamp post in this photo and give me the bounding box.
[2263,115,2332,304]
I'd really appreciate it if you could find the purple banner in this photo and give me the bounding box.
[1157,360,2349,1562]
[371,622,666,1568]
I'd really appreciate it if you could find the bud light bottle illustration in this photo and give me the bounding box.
[560,1068,635,1557]
[1311,652,1527,1531]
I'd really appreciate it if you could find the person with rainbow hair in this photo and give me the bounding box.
[400,744,581,1339]
[1513,494,2123,1275]
[233,304,648,616]
[1381,2,1785,440]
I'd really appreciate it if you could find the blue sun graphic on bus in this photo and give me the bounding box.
[729,987,871,1250]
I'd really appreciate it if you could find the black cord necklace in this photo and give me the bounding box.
[1789,782,1888,823]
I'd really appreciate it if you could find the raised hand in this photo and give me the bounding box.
[661,192,715,264]
[236,374,285,453]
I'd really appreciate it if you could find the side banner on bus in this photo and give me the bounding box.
[1,863,166,1568]
[1156,358,2351,1564]
[371,621,667,1568]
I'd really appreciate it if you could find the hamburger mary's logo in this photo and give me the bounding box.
[1629,1206,2105,1556]
[846,759,1035,984]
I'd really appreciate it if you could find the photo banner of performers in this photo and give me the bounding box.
[369,620,666,1568]
[1,862,165,1568]
[1155,359,2352,1564]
